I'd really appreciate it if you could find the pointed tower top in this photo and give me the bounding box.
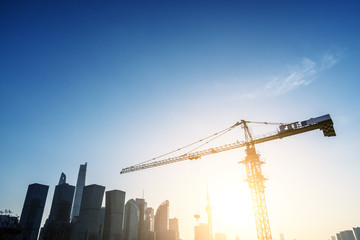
[58,172,66,185]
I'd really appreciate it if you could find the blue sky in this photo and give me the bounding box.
[1,1,360,240]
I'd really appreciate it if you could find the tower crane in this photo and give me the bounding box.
[120,114,336,240]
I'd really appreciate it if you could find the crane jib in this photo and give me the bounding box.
[120,115,335,174]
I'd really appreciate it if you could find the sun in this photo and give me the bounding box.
[210,178,255,238]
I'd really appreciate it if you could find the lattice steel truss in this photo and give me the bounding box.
[240,147,272,240]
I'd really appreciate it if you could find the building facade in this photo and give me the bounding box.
[169,217,179,240]
[136,198,147,240]
[102,190,126,240]
[20,183,49,240]
[353,227,360,240]
[123,199,140,240]
[75,184,105,240]
[154,200,169,240]
[71,163,87,221]
[49,173,75,222]
[340,230,356,240]
[41,173,75,240]
[194,223,210,240]
[144,207,155,240]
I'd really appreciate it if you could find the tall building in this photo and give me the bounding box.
[41,173,75,240]
[337,233,342,240]
[102,190,126,240]
[71,162,87,221]
[123,199,140,240]
[144,207,154,232]
[75,184,105,240]
[169,218,179,240]
[154,200,169,240]
[136,198,147,240]
[194,223,210,240]
[144,207,155,240]
[49,173,75,222]
[340,230,356,240]
[214,233,226,240]
[353,228,360,240]
[99,207,106,239]
[20,183,49,240]
[331,236,336,240]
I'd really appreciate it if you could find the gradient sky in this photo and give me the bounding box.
[1,1,360,240]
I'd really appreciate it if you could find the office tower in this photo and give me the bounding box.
[331,236,336,240]
[103,190,126,240]
[75,184,105,240]
[144,207,155,240]
[123,199,140,240]
[340,230,356,240]
[169,217,179,240]
[154,200,169,232]
[136,198,147,240]
[144,207,154,232]
[214,233,226,240]
[99,207,106,239]
[59,172,66,185]
[194,223,210,240]
[337,233,342,240]
[41,173,75,240]
[353,228,360,240]
[280,233,285,240]
[71,162,87,221]
[20,183,49,240]
[154,200,169,240]
[49,173,75,222]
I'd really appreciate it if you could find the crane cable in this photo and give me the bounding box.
[184,126,237,154]
[133,122,241,166]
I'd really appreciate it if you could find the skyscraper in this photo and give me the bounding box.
[99,207,106,239]
[144,207,155,240]
[337,233,342,240]
[123,199,140,240]
[75,184,105,240]
[340,230,356,240]
[41,173,75,240]
[194,223,210,240]
[49,173,75,222]
[71,162,87,221]
[136,198,147,240]
[353,227,360,240]
[154,200,169,240]
[144,207,154,232]
[20,183,49,240]
[103,190,126,240]
[169,218,179,240]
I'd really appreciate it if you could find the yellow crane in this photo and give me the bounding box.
[120,114,336,240]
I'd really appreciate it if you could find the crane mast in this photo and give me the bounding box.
[120,114,336,240]
[241,120,272,240]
